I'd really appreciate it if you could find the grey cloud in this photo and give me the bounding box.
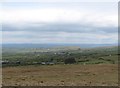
[2,23,117,34]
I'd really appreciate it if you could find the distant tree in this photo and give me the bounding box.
[50,58,53,62]
[64,57,76,64]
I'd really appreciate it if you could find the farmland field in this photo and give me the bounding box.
[2,44,119,86]
[2,64,118,86]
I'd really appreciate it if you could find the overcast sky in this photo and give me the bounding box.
[1,1,118,44]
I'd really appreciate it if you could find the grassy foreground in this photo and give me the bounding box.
[2,64,118,86]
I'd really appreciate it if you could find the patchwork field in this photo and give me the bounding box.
[2,64,118,86]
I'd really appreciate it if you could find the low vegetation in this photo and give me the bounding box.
[2,46,118,66]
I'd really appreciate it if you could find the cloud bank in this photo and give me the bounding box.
[1,2,118,44]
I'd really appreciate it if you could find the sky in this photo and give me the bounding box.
[1,1,118,44]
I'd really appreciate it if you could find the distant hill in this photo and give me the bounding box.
[2,43,117,48]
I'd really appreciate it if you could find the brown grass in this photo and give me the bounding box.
[2,64,118,86]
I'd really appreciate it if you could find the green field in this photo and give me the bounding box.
[2,46,118,66]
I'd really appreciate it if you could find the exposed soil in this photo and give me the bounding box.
[2,64,118,86]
